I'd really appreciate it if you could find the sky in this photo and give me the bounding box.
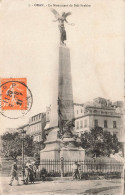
[0,0,124,134]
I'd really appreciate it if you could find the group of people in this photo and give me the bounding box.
[9,160,81,186]
[72,161,82,180]
[24,160,37,184]
[9,159,37,186]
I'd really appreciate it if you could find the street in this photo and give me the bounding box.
[0,177,124,195]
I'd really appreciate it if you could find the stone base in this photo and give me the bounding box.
[40,128,62,160]
[60,147,85,161]
[40,142,61,160]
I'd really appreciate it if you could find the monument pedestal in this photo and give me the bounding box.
[60,147,85,161]
[60,137,85,160]
[40,128,62,160]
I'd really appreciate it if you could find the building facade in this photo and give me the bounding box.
[16,97,123,142]
[18,113,46,143]
[28,113,46,142]
[74,97,123,140]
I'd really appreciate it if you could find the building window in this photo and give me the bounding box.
[80,120,83,128]
[84,119,87,128]
[94,120,98,127]
[81,109,82,113]
[113,121,117,128]
[104,120,107,128]
[76,121,79,129]
[77,110,79,114]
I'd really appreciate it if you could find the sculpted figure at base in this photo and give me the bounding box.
[51,9,74,45]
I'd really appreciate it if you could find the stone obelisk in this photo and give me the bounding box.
[40,10,85,161]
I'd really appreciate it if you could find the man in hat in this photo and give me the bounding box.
[9,159,19,186]
[77,162,82,180]
[32,162,37,178]
[72,161,79,180]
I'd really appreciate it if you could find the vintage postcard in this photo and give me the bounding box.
[0,0,124,195]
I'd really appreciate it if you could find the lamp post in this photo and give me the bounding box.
[19,129,26,184]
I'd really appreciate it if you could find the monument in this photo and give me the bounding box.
[40,9,85,161]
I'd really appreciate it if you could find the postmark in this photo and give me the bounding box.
[0,78,33,119]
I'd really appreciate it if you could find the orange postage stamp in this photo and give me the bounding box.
[1,78,27,110]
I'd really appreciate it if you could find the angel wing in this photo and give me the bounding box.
[62,12,72,18]
[51,9,60,19]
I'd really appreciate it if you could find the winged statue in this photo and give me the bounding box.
[51,9,74,45]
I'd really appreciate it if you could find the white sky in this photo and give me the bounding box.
[0,0,124,134]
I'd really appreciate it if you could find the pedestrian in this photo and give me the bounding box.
[72,161,79,180]
[28,164,35,183]
[77,163,82,180]
[32,162,37,178]
[24,165,29,184]
[9,159,19,186]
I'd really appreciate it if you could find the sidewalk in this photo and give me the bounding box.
[0,177,124,195]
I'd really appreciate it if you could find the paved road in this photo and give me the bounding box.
[0,177,124,195]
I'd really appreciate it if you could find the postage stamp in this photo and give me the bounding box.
[0,78,33,119]
[1,78,27,110]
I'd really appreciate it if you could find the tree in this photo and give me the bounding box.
[81,127,122,157]
[1,132,41,160]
